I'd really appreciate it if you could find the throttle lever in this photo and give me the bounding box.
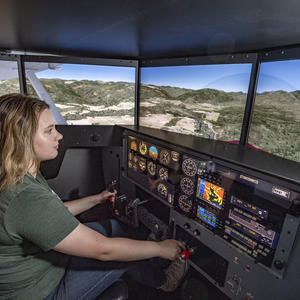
[107,179,117,203]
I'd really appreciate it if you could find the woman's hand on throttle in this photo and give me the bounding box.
[158,239,185,260]
[96,189,117,205]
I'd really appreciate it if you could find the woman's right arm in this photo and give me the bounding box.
[53,223,183,262]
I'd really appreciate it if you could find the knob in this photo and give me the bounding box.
[184,223,191,230]
[274,260,284,270]
[193,229,200,236]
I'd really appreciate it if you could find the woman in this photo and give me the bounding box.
[0,94,187,300]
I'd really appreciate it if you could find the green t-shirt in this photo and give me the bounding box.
[0,171,80,300]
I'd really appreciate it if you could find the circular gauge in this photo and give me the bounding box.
[128,151,133,161]
[182,158,198,177]
[133,155,138,163]
[180,177,195,195]
[139,142,147,155]
[157,183,168,198]
[133,163,138,171]
[178,195,193,213]
[147,161,156,176]
[171,151,180,162]
[149,145,159,160]
[139,158,146,171]
[130,140,137,151]
[128,161,133,168]
[158,167,168,181]
[159,150,171,165]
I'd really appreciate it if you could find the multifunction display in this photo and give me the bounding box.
[196,179,224,209]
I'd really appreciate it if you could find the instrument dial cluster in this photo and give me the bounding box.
[159,149,171,166]
[157,183,168,198]
[158,167,168,181]
[147,161,157,176]
[180,177,195,195]
[182,158,198,177]
[178,195,193,213]
[139,157,146,172]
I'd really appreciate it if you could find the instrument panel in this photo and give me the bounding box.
[125,133,300,299]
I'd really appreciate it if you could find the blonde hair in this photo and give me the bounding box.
[0,93,49,191]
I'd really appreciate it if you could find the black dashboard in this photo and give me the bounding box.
[120,125,300,300]
[44,124,300,299]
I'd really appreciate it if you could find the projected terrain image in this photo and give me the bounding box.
[139,84,299,162]
[1,60,298,163]
[27,79,135,125]
[139,84,246,141]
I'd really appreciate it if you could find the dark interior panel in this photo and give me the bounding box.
[46,148,104,200]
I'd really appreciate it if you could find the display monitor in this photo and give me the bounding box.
[197,206,217,227]
[196,178,224,209]
[25,62,135,125]
[248,59,300,163]
[140,63,252,141]
[0,60,20,95]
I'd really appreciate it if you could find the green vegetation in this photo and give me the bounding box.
[139,83,299,162]
[0,78,20,95]
[177,88,234,103]
[1,78,299,162]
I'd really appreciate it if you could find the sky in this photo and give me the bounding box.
[29,59,300,93]
[141,64,253,92]
[257,60,300,93]
[34,63,136,83]
[141,60,300,93]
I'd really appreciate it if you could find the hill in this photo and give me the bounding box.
[0,78,298,162]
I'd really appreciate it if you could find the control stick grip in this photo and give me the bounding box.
[179,246,196,261]
[108,180,117,203]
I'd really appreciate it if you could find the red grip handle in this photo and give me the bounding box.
[180,250,191,260]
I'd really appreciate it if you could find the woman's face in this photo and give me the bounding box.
[33,109,63,162]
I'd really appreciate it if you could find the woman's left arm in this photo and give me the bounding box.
[64,190,115,216]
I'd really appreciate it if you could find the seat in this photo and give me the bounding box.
[95,278,128,300]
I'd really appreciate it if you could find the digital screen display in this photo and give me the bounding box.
[197,206,217,228]
[197,179,224,209]
[140,64,252,142]
[248,60,300,163]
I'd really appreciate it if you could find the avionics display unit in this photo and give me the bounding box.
[122,126,300,300]
[125,132,298,268]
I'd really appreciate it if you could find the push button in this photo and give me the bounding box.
[184,223,191,230]
[193,229,200,236]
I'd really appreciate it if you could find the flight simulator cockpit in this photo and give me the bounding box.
[1,12,300,298]
[38,121,300,300]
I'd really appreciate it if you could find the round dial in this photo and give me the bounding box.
[147,161,156,176]
[149,146,159,160]
[139,158,146,171]
[128,161,133,168]
[157,183,168,198]
[159,150,171,165]
[171,151,180,162]
[182,158,197,177]
[128,151,133,161]
[180,177,195,195]
[139,142,147,155]
[158,167,168,181]
[178,195,193,213]
[130,141,137,151]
